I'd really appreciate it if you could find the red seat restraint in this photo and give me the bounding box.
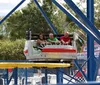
[42,48,76,53]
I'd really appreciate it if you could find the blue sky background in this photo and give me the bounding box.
[0,0,80,17]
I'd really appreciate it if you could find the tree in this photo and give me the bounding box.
[0,21,8,39]
[6,0,66,39]
[94,0,100,29]
[0,39,25,60]
[75,0,100,30]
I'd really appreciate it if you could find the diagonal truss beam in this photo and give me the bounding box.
[52,0,100,44]
[74,60,87,80]
[64,0,100,42]
[0,0,25,24]
[34,0,58,34]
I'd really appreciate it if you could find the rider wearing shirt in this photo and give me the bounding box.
[60,32,71,45]
[48,33,60,44]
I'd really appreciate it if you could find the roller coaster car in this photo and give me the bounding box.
[24,33,78,63]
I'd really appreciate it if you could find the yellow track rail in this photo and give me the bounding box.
[0,62,71,69]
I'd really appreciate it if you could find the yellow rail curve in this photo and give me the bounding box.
[0,62,72,69]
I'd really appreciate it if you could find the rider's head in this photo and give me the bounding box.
[49,33,54,39]
[64,32,69,38]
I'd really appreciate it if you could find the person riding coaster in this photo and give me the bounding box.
[24,32,77,62]
[47,33,61,45]
[36,33,61,50]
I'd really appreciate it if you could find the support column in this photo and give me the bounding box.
[6,69,9,85]
[44,68,48,84]
[14,68,18,85]
[25,68,28,85]
[34,0,58,34]
[56,68,63,84]
[87,0,96,81]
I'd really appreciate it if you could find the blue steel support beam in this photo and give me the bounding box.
[0,0,25,24]
[14,68,18,85]
[87,0,97,81]
[67,59,89,84]
[56,68,63,84]
[56,68,61,84]
[74,60,87,80]
[56,68,59,84]
[6,69,9,85]
[44,68,48,84]
[34,0,58,34]
[62,76,75,84]
[60,68,63,84]
[64,0,100,41]
[52,0,100,44]
[47,68,76,83]
[57,68,81,83]
[25,68,28,85]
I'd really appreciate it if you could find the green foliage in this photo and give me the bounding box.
[0,39,25,60]
[0,21,8,39]
[50,5,66,33]
[1,0,100,60]
[94,0,100,29]
[6,1,51,39]
[3,0,100,39]
[62,4,79,33]
[6,0,67,40]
